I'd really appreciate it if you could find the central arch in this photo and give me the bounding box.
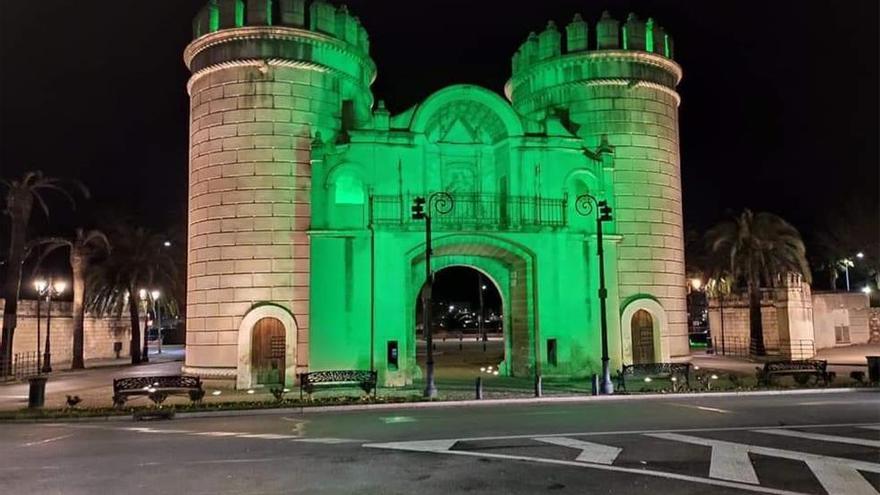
[406,234,537,378]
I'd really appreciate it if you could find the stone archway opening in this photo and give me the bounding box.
[631,310,655,364]
[414,266,505,379]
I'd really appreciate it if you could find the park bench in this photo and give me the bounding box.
[757,360,830,386]
[615,363,691,392]
[112,375,204,407]
[299,370,377,400]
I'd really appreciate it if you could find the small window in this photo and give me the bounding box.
[334,175,364,205]
[834,326,850,344]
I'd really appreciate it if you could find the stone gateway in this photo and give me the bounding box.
[183,1,687,388]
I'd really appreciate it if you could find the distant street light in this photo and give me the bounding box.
[163,241,171,247]
[151,290,162,354]
[690,278,703,291]
[863,286,872,295]
[856,252,865,259]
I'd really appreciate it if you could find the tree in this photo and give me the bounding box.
[705,210,811,356]
[86,225,177,365]
[37,229,110,369]
[0,171,87,369]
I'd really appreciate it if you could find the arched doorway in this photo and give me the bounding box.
[251,317,286,385]
[414,266,505,378]
[631,310,655,364]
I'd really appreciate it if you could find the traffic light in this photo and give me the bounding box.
[598,201,613,222]
[411,197,426,220]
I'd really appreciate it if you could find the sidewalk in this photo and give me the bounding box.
[0,347,184,411]
[677,343,879,376]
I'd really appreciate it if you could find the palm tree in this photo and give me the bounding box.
[36,229,110,369]
[0,171,88,370]
[86,225,177,365]
[705,210,811,356]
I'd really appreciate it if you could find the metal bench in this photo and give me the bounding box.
[757,360,829,386]
[616,363,691,392]
[299,370,377,400]
[113,375,203,407]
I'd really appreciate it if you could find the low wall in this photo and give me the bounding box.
[0,298,132,368]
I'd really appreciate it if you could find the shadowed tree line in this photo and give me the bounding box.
[1,171,183,371]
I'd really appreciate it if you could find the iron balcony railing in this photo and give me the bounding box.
[371,193,567,229]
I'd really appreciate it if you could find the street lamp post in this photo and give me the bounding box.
[33,280,48,374]
[575,194,614,395]
[40,278,66,373]
[139,289,151,363]
[151,290,162,354]
[411,192,454,399]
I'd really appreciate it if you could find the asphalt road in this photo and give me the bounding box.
[1,390,878,494]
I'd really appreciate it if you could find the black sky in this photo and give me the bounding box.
[1,0,878,241]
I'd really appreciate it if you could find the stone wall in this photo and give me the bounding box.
[812,291,872,348]
[0,299,131,367]
[707,285,873,357]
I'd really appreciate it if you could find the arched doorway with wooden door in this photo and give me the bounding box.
[631,310,655,364]
[237,304,298,390]
[252,318,286,385]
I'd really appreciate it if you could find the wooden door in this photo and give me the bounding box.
[631,310,655,364]
[252,318,286,385]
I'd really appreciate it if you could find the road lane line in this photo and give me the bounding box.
[290,437,362,444]
[364,441,806,495]
[861,426,880,431]
[533,437,622,464]
[22,434,74,447]
[192,431,241,437]
[236,433,301,439]
[754,428,880,448]
[648,432,880,495]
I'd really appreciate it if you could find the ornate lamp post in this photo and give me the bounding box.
[33,279,48,373]
[139,289,160,363]
[40,278,66,373]
[151,290,162,354]
[411,192,454,398]
[575,194,614,395]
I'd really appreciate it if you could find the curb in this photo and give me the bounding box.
[3,387,873,423]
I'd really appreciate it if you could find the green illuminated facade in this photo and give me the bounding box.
[183,1,688,388]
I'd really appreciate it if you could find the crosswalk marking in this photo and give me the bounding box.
[533,437,622,465]
[648,432,880,495]
[755,428,880,448]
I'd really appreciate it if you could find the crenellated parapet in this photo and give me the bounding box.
[512,11,673,73]
[507,11,681,118]
[192,0,370,55]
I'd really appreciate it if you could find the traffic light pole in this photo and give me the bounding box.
[422,214,437,399]
[412,193,453,399]
[575,194,614,394]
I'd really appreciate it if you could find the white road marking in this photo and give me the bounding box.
[364,440,805,495]
[861,426,880,431]
[236,433,300,440]
[755,428,880,448]
[358,422,880,445]
[124,427,192,434]
[22,434,74,447]
[291,437,361,444]
[381,416,417,424]
[649,432,880,495]
[696,406,731,414]
[366,439,458,453]
[193,431,242,437]
[533,437,622,464]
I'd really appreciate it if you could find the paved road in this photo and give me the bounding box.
[1,390,878,494]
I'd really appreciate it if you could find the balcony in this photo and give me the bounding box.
[370,193,567,230]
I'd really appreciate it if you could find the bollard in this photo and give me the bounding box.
[591,374,599,396]
[475,376,483,399]
[28,376,47,408]
[459,334,463,351]
[534,375,543,397]
[867,356,880,384]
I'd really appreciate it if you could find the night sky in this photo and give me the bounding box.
[1,1,878,254]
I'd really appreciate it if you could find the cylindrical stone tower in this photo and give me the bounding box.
[506,11,688,359]
[183,0,375,386]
